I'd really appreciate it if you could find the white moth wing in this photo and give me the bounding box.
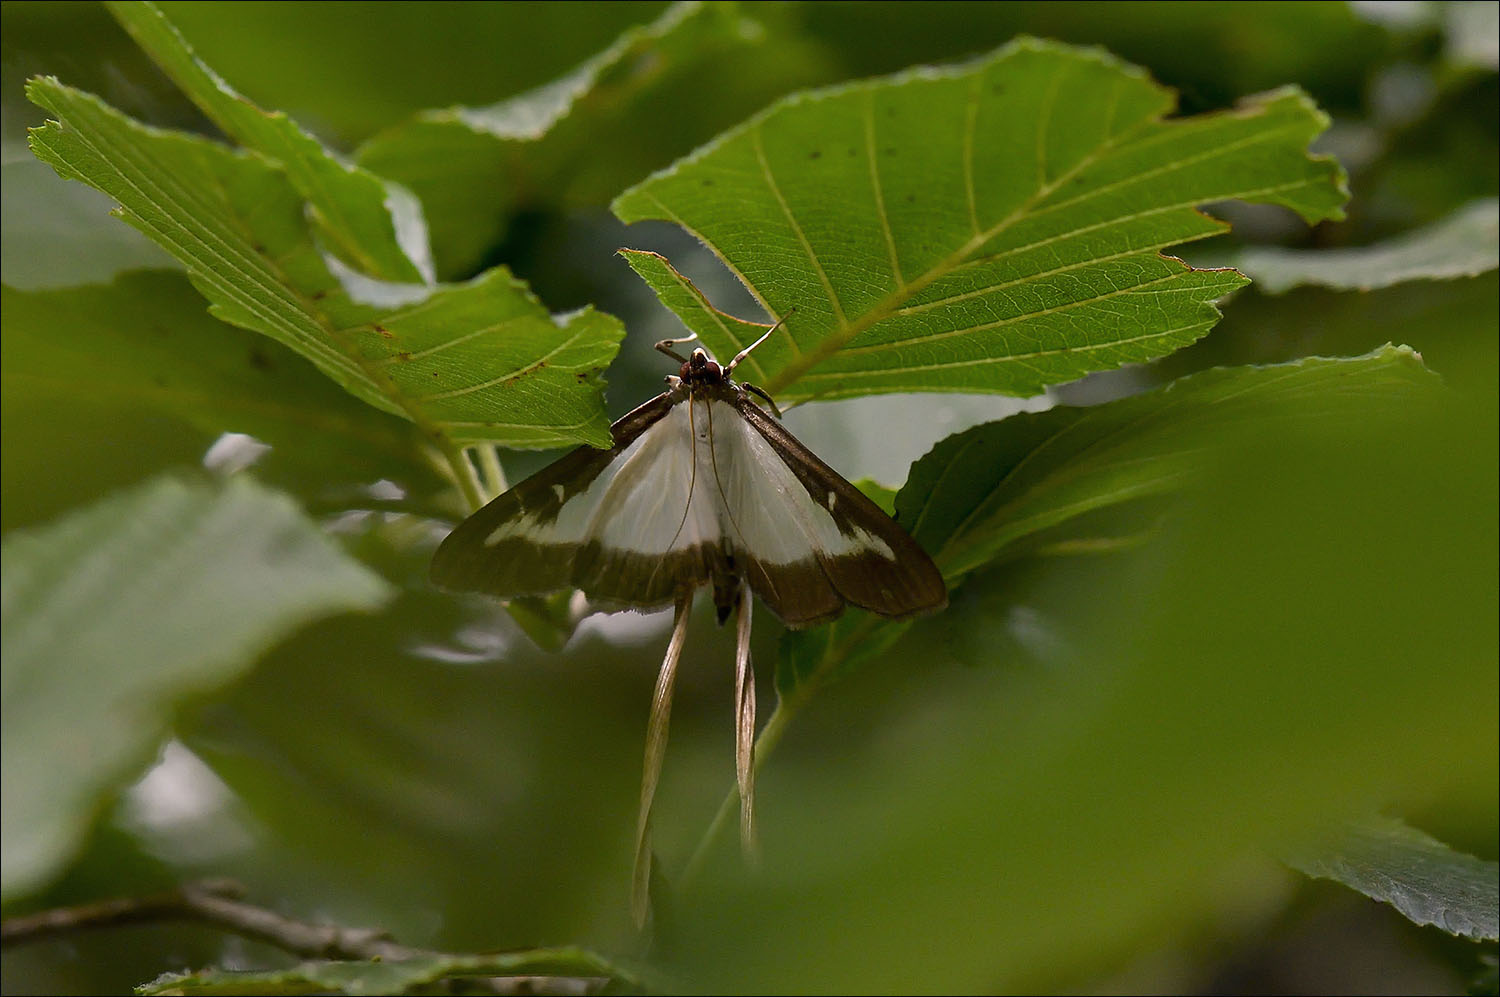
[484,401,718,556]
[703,400,890,565]
[432,383,947,626]
[724,395,949,626]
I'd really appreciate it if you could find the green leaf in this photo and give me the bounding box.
[1287,816,1499,941]
[137,949,643,996]
[900,345,1438,581]
[153,2,676,147]
[175,533,654,948]
[1,273,448,529]
[614,38,1347,400]
[1236,197,1500,294]
[798,3,1394,118]
[357,2,803,279]
[106,0,430,284]
[779,345,1442,695]
[1,158,178,290]
[670,335,1496,994]
[26,78,622,450]
[1,475,393,901]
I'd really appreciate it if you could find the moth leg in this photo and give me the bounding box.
[654,333,699,364]
[632,589,694,929]
[741,382,783,420]
[733,588,759,865]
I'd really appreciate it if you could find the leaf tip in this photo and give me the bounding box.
[22,74,63,109]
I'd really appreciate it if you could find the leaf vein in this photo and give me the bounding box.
[841,270,1194,355]
[801,319,1213,381]
[751,122,848,328]
[864,91,905,290]
[368,315,528,368]
[412,328,589,402]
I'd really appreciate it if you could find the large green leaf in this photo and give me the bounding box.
[899,345,1438,580]
[667,339,1495,994]
[1237,197,1499,293]
[1288,816,1499,941]
[776,345,1439,693]
[105,0,430,284]
[357,2,824,280]
[0,273,449,530]
[1,475,393,901]
[615,38,1346,399]
[778,345,1441,693]
[26,78,622,450]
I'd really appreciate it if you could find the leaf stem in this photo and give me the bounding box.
[475,444,509,503]
[441,442,485,513]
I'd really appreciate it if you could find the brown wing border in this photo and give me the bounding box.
[429,391,679,599]
[729,391,948,623]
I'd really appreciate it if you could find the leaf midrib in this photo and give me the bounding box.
[745,88,1146,393]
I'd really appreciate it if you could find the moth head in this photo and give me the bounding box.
[682,348,722,383]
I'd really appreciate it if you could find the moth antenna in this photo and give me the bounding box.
[654,333,700,365]
[632,589,694,929]
[734,590,759,865]
[727,308,796,373]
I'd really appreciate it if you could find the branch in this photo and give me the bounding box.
[2,880,645,994]
[0,878,427,960]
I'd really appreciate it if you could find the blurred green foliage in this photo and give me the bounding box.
[1,2,1495,995]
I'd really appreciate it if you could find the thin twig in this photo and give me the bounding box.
[1,878,427,961]
[1,881,645,993]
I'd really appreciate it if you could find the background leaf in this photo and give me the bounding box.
[26,78,623,450]
[1288,816,1499,941]
[669,329,1495,994]
[899,345,1438,580]
[106,0,430,284]
[614,38,1346,399]
[1,475,393,901]
[1235,197,1499,293]
[148,2,675,148]
[776,345,1443,694]
[357,2,826,281]
[0,272,446,532]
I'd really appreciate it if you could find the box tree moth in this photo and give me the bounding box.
[430,318,946,924]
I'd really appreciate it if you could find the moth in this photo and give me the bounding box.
[430,319,946,923]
